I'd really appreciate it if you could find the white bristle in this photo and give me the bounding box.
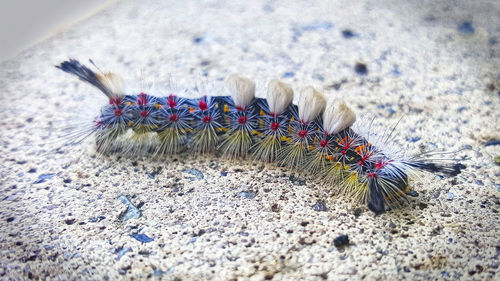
[323,99,356,134]
[266,80,294,115]
[225,74,255,109]
[297,86,326,123]
[97,72,124,99]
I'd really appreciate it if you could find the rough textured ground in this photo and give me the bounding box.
[0,0,499,280]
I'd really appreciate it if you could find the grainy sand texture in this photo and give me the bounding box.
[0,0,499,280]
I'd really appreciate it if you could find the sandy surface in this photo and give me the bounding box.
[0,0,499,280]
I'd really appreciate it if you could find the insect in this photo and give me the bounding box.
[56,59,465,214]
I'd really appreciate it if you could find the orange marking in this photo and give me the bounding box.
[338,136,348,145]
[355,145,366,155]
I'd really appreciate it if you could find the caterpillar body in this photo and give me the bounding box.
[56,59,465,214]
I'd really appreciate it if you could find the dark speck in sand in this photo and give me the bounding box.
[333,235,350,247]
[458,21,475,34]
[406,190,419,197]
[118,195,142,223]
[183,169,204,181]
[485,139,500,146]
[221,171,228,176]
[115,247,132,261]
[146,167,162,179]
[33,173,54,184]
[354,62,368,75]
[289,175,306,186]
[282,72,295,78]
[130,233,154,243]
[193,35,204,43]
[238,191,256,199]
[406,137,421,143]
[313,200,328,211]
[341,29,355,38]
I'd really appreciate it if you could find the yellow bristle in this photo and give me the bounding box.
[155,127,186,155]
[278,142,308,169]
[219,129,253,159]
[190,127,219,154]
[252,135,282,162]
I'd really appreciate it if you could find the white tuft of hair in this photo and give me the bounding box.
[225,74,255,109]
[266,80,294,115]
[97,72,124,99]
[323,99,356,134]
[297,86,326,123]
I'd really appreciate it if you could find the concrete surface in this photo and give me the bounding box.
[0,0,499,280]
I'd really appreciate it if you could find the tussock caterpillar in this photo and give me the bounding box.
[56,59,465,214]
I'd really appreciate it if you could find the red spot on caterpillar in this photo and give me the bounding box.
[169,114,179,122]
[270,122,280,131]
[298,130,308,138]
[167,95,177,108]
[342,142,352,150]
[366,173,378,178]
[202,116,212,123]
[109,98,122,106]
[199,100,208,111]
[320,140,328,147]
[140,110,149,117]
[341,150,346,155]
[94,119,104,127]
[374,160,392,170]
[114,109,123,116]
[137,93,148,106]
[238,116,248,124]
[269,113,276,117]
[360,153,372,163]
[235,106,245,111]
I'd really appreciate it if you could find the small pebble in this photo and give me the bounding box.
[312,200,328,211]
[405,136,421,143]
[183,169,204,180]
[117,195,142,223]
[152,269,164,276]
[485,139,500,146]
[33,173,54,184]
[447,192,455,200]
[333,235,350,247]
[115,247,132,261]
[130,233,154,243]
[458,21,475,34]
[341,29,354,38]
[354,62,368,75]
[238,191,256,199]
[406,190,419,197]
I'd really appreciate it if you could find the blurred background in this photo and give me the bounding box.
[0,0,114,62]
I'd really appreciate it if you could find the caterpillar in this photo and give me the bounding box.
[55,59,465,214]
